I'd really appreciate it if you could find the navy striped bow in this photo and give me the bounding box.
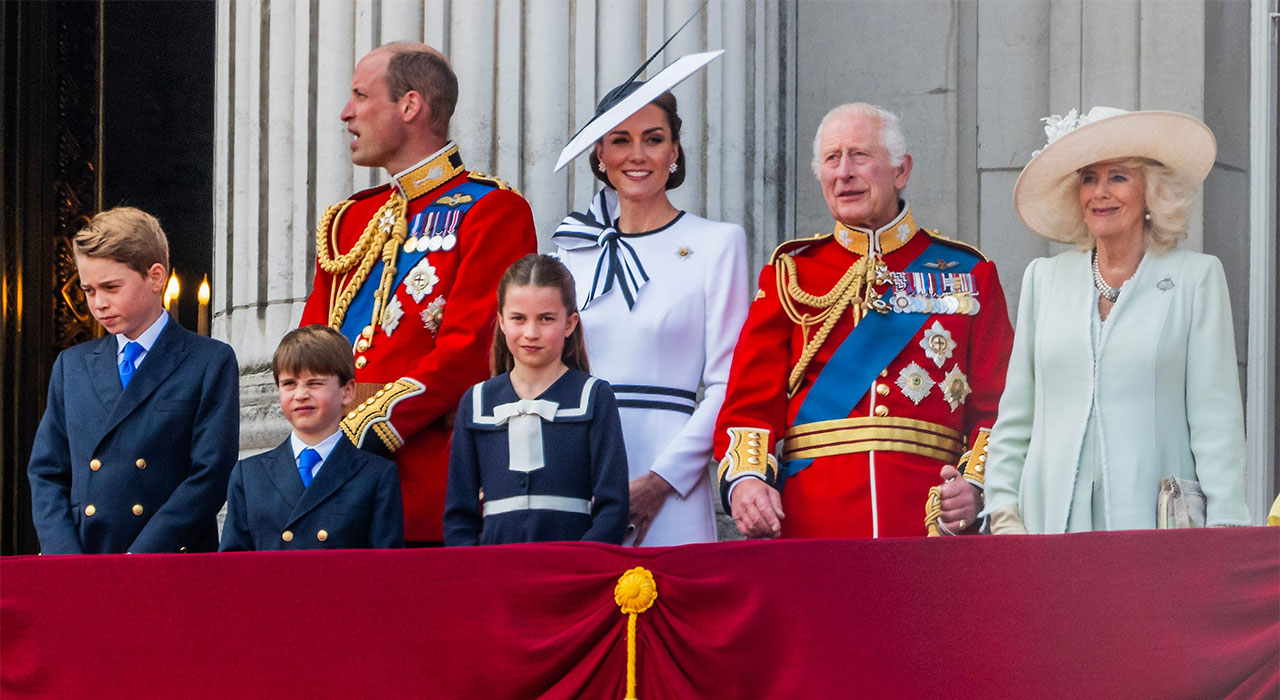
[552,188,650,310]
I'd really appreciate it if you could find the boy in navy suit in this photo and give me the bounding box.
[220,325,404,550]
[28,207,240,553]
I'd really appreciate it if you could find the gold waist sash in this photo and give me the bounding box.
[783,416,964,464]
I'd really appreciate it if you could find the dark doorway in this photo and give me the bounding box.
[0,0,216,555]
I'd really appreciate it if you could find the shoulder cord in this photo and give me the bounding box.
[317,194,407,329]
[777,254,886,397]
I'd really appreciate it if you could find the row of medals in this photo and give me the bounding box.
[889,271,981,315]
[403,210,460,254]
[890,289,980,315]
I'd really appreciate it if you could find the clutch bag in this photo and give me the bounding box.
[1157,477,1206,529]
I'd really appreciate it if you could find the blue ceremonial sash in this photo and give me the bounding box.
[783,240,981,476]
[338,180,495,344]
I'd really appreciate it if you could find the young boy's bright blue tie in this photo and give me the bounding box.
[297,448,321,487]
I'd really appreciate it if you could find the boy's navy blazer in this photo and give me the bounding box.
[27,318,240,554]
[220,434,404,551]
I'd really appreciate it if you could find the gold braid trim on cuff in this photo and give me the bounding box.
[340,377,426,453]
[960,428,991,487]
[716,427,779,488]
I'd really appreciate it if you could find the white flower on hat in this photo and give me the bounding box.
[1031,109,1090,158]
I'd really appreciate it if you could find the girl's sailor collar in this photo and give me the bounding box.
[833,202,918,258]
[392,142,465,201]
[471,373,601,426]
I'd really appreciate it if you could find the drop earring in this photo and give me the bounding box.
[597,161,606,173]
[668,162,678,174]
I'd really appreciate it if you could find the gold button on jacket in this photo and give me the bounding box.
[132,504,144,516]
[135,458,147,469]
[281,530,294,542]
[874,405,890,417]
[89,459,101,471]
[316,529,328,542]
[84,504,96,517]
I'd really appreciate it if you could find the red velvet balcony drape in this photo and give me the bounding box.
[3,528,1277,699]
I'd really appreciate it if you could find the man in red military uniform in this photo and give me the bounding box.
[715,103,1014,539]
[300,43,536,543]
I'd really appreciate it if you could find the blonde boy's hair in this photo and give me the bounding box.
[73,206,170,275]
[272,325,357,386]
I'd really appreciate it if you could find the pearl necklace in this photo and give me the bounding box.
[1092,249,1120,302]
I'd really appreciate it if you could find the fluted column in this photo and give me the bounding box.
[214,0,794,452]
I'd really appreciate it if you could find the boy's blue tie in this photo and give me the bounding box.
[297,448,320,487]
[118,341,144,388]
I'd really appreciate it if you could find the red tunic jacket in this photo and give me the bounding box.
[300,144,537,542]
[714,206,1014,538]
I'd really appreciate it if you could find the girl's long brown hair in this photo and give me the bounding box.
[490,254,590,376]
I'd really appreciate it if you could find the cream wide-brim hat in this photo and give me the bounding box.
[1012,106,1217,242]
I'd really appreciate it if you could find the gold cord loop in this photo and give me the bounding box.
[778,253,890,396]
[318,193,408,330]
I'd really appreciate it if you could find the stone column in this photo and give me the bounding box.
[213,0,797,453]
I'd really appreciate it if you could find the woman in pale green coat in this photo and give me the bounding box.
[985,107,1250,534]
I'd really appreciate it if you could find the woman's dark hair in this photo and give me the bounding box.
[490,254,589,376]
[589,91,686,191]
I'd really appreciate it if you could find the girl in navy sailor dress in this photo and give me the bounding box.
[444,254,629,545]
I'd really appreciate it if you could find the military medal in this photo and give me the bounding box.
[940,365,971,411]
[405,210,430,253]
[890,271,979,315]
[421,295,446,336]
[920,321,956,368]
[896,362,935,405]
[403,258,439,303]
[424,212,443,252]
[381,295,404,338]
[441,210,460,251]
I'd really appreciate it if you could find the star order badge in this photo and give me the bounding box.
[940,365,971,411]
[381,295,404,338]
[896,361,935,405]
[404,258,439,304]
[421,296,446,336]
[920,320,956,368]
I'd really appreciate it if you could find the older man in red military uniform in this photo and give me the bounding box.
[715,103,1014,539]
[300,43,536,543]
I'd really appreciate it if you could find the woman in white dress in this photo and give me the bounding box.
[554,82,749,546]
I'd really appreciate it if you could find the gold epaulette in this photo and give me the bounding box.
[768,232,833,265]
[926,229,990,262]
[340,377,426,453]
[468,171,521,197]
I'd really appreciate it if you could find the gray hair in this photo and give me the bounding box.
[1065,157,1197,252]
[810,103,908,178]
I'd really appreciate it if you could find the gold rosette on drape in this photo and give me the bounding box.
[614,567,658,699]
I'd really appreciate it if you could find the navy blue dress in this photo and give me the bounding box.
[444,368,629,545]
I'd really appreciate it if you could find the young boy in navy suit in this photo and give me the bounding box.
[220,325,404,550]
[28,207,240,554]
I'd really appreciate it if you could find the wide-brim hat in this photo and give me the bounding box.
[554,50,723,173]
[1012,106,1216,242]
